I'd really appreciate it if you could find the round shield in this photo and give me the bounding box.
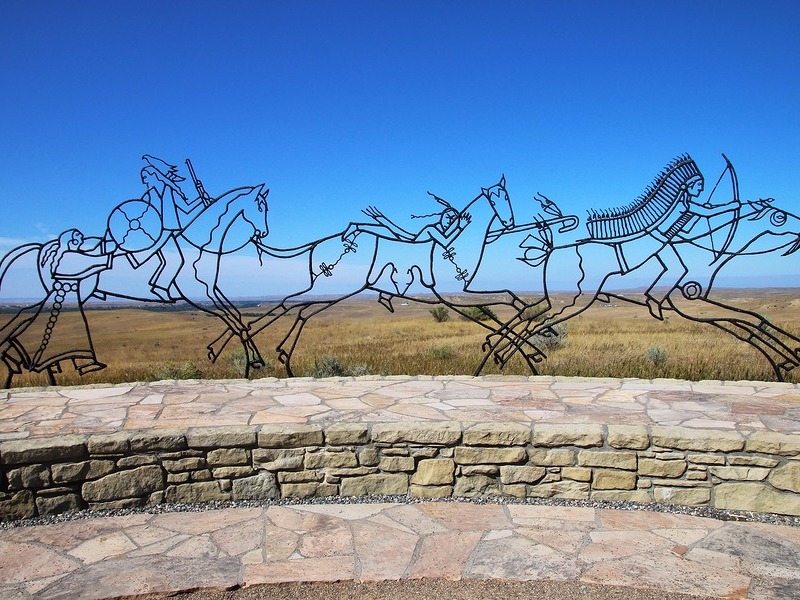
[107,200,163,252]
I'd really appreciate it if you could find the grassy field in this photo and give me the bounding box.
[3,289,800,387]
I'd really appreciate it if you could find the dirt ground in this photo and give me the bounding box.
[171,579,714,600]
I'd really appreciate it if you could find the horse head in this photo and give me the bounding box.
[481,175,514,230]
[741,197,800,256]
[241,185,270,240]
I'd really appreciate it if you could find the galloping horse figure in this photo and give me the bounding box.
[483,155,800,381]
[0,183,271,387]
[207,176,545,375]
[98,184,272,376]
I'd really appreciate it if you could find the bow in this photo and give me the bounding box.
[706,153,740,263]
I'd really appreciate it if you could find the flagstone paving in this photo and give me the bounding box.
[0,501,798,599]
[0,376,798,441]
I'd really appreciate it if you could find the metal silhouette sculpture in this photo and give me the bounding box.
[1,156,269,387]
[1,153,798,387]
[481,154,800,380]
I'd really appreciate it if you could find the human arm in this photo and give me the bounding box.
[688,197,740,218]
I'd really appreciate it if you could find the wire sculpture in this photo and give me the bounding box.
[1,153,798,387]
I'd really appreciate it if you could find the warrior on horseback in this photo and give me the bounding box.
[585,154,740,318]
[128,155,208,302]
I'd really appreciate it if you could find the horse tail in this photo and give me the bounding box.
[0,243,42,292]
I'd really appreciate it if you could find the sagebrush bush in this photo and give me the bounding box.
[460,305,498,322]
[429,306,450,323]
[305,355,369,378]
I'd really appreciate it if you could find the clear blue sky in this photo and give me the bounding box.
[2,2,799,296]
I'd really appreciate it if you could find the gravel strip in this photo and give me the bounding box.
[2,494,798,530]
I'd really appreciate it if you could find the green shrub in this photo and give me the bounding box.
[305,356,369,378]
[429,306,450,323]
[532,323,568,351]
[646,346,668,366]
[147,361,202,381]
[460,305,498,322]
[430,345,455,360]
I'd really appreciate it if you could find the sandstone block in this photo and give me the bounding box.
[411,459,455,485]
[607,425,649,450]
[638,458,687,478]
[651,427,744,452]
[746,432,800,456]
[327,467,379,478]
[371,422,461,445]
[533,424,603,448]
[709,466,770,481]
[727,456,779,468]
[461,465,499,476]
[305,451,358,469]
[499,465,546,485]
[578,450,637,470]
[117,455,158,468]
[454,447,526,465]
[162,457,206,472]
[768,462,800,493]
[687,454,726,465]
[340,473,408,496]
[528,448,575,466]
[325,423,369,445]
[411,484,453,499]
[379,456,415,472]
[593,469,636,490]
[211,466,255,479]
[528,480,590,500]
[167,473,190,484]
[191,469,213,481]
[258,424,323,448]
[35,493,81,516]
[654,487,710,506]
[463,423,531,446]
[358,447,380,466]
[501,483,527,498]
[185,426,257,448]
[562,467,592,482]
[89,498,144,511]
[82,465,164,502]
[51,460,115,484]
[87,432,130,454]
[1,435,86,465]
[130,430,187,452]
[0,490,35,521]
[164,481,229,503]
[592,490,652,503]
[232,471,279,500]
[252,448,304,471]
[207,448,249,466]
[453,475,499,497]
[281,482,338,498]
[715,482,800,516]
[410,447,439,459]
[7,464,50,489]
[278,470,325,483]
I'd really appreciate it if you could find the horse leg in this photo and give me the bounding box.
[666,295,800,380]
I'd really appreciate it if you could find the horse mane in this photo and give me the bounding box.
[586,154,701,240]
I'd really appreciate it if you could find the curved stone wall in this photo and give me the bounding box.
[2,419,799,521]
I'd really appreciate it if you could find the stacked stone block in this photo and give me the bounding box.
[1,421,798,521]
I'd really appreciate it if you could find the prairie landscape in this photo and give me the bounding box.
[2,288,799,388]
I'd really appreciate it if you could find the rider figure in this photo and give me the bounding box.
[644,171,740,318]
[344,194,472,249]
[132,155,206,302]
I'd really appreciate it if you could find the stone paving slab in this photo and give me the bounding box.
[1,376,798,441]
[0,501,798,599]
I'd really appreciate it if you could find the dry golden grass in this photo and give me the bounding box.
[4,289,799,387]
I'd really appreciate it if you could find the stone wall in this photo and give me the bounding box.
[1,422,799,521]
